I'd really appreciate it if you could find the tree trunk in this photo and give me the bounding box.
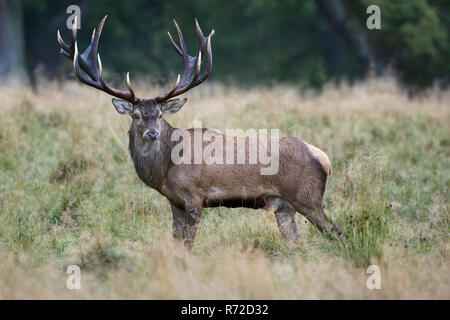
[0,0,27,83]
[315,0,379,73]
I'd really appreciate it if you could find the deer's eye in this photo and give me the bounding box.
[133,112,141,120]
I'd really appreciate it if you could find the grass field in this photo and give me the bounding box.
[0,77,448,299]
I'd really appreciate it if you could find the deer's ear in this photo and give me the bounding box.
[159,98,187,115]
[112,98,133,115]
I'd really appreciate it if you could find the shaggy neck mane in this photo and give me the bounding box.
[128,119,174,190]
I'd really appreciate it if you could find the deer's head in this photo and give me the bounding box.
[111,98,186,141]
[57,16,214,143]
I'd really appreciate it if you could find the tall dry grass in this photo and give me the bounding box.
[0,77,448,299]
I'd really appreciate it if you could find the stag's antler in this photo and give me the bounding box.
[57,16,139,103]
[57,16,214,103]
[155,19,214,102]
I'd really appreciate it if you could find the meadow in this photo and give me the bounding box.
[0,77,448,299]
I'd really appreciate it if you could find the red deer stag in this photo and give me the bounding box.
[57,16,341,249]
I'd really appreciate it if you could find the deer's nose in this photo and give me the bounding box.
[144,129,159,140]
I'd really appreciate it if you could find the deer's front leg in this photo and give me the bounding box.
[170,203,184,243]
[182,202,203,250]
[170,201,203,250]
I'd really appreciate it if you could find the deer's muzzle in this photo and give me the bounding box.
[143,129,159,140]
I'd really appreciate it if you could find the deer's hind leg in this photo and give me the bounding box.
[266,197,299,244]
[292,201,342,241]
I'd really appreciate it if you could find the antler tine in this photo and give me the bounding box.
[155,74,181,102]
[168,31,182,57]
[195,18,204,38]
[57,16,140,104]
[197,36,213,84]
[57,30,70,56]
[195,18,214,84]
[173,19,189,63]
[194,18,215,38]
[89,15,107,78]
[126,72,136,102]
[193,50,202,82]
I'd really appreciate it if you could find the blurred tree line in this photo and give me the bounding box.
[0,0,448,89]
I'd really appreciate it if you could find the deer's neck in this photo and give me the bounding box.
[128,119,174,191]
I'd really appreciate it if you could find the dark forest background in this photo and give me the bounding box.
[1,0,449,89]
